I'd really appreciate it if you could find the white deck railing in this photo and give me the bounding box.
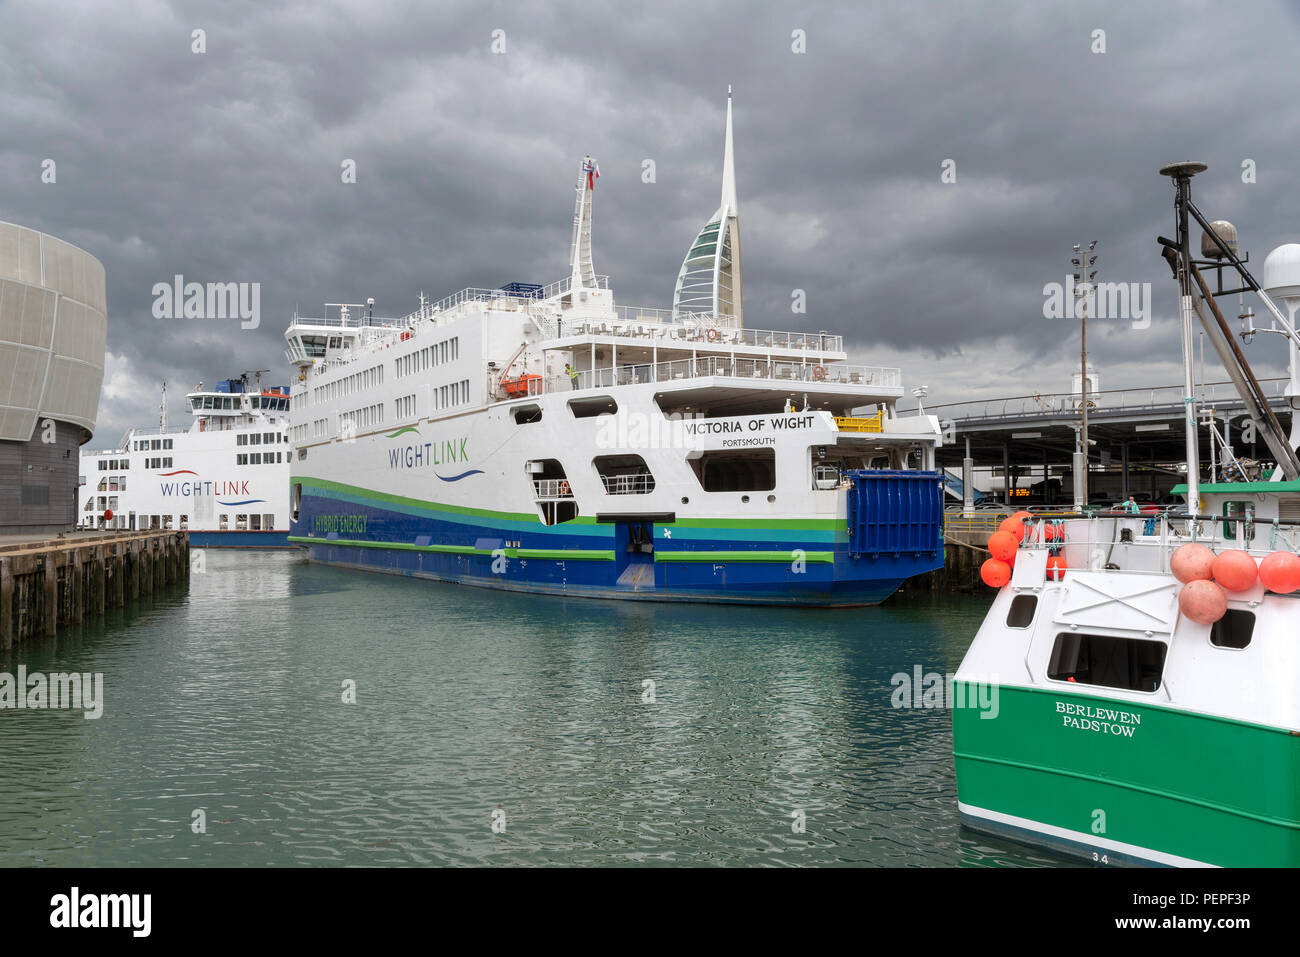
[522,357,899,396]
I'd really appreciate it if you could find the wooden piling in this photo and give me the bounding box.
[0,531,188,644]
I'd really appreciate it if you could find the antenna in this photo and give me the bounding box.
[159,380,166,430]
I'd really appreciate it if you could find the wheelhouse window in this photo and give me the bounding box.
[1210,609,1254,649]
[1047,632,1167,692]
[1007,594,1037,629]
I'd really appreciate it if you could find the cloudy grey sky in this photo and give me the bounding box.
[3,0,1300,441]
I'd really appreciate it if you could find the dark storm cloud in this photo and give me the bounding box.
[2,0,1298,438]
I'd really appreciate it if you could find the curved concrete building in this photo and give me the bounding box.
[0,221,107,535]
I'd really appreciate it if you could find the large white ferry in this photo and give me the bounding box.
[953,163,1300,866]
[79,374,292,547]
[283,93,945,605]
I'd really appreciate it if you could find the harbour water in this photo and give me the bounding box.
[0,550,1070,867]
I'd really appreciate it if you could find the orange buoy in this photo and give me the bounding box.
[1046,555,1067,581]
[987,530,1018,563]
[1258,551,1300,594]
[981,558,1011,588]
[1170,542,1215,583]
[1011,510,1033,524]
[1211,550,1258,593]
[1043,522,1063,542]
[1178,579,1227,625]
[998,515,1027,543]
[104,509,114,521]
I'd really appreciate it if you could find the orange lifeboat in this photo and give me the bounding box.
[501,374,541,397]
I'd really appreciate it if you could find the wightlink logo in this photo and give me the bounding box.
[0,666,104,719]
[151,274,260,329]
[1042,276,1151,330]
[386,429,482,481]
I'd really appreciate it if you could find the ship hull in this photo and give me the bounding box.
[952,682,1300,868]
[188,529,292,549]
[289,476,938,606]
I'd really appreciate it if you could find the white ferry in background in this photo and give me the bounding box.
[282,92,945,605]
[79,374,292,547]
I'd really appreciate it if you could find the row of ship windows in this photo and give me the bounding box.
[190,395,288,411]
[235,452,284,465]
[296,380,473,441]
[96,457,174,471]
[84,508,276,531]
[395,337,460,379]
[297,337,462,410]
[236,432,288,446]
[309,364,385,406]
[133,439,174,451]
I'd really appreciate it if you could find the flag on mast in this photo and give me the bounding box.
[583,159,600,191]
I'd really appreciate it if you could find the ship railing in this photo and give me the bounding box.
[532,478,575,499]
[553,310,845,353]
[599,472,655,495]
[539,274,611,301]
[966,511,1300,576]
[520,358,900,396]
[288,307,407,330]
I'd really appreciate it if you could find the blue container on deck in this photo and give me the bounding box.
[499,282,543,299]
[846,469,944,559]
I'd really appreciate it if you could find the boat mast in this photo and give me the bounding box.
[1161,162,1205,514]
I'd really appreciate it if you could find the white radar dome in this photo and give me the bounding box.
[1263,243,1300,302]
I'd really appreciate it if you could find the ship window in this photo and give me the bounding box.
[569,396,618,418]
[690,449,776,492]
[1210,609,1254,649]
[1047,633,1167,693]
[1222,501,1255,541]
[1007,595,1037,628]
[219,514,229,530]
[594,455,655,495]
[180,515,188,529]
[237,434,247,446]
[513,404,542,424]
[250,514,262,530]
[263,513,275,529]
[292,483,302,522]
[236,514,248,531]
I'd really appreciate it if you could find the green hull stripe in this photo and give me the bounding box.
[954,750,1300,830]
[654,550,835,563]
[287,535,614,561]
[295,475,845,539]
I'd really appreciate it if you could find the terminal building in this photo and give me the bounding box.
[932,370,1294,508]
[0,221,107,536]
